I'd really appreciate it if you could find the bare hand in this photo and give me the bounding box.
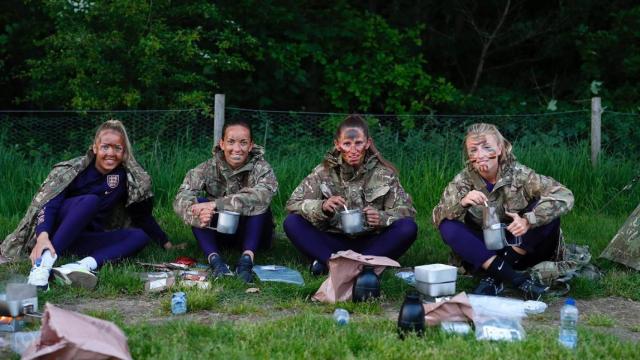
[191,202,216,228]
[30,232,56,265]
[363,206,381,227]
[460,190,488,208]
[322,196,347,214]
[505,212,530,237]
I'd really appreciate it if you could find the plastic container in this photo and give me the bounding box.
[171,292,187,315]
[558,298,578,349]
[352,266,380,302]
[333,308,350,325]
[397,291,425,338]
[414,264,457,283]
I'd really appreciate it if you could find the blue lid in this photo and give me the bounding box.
[565,298,576,305]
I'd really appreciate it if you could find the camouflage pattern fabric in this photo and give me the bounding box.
[600,203,640,271]
[432,160,574,228]
[286,148,416,233]
[173,145,277,227]
[1,149,153,260]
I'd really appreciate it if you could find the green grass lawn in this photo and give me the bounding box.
[1,140,639,358]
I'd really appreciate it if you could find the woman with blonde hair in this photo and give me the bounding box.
[433,123,574,299]
[1,120,176,290]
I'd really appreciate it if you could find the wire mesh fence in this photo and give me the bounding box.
[0,107,637,160]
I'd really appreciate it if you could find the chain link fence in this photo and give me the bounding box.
[0,107,637,160]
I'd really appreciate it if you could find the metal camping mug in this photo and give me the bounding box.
[482,223,507,250]
[207,210,240,234]
[340,209,364,234]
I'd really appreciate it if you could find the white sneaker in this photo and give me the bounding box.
[52,262,97,290]
[27,265,51,291]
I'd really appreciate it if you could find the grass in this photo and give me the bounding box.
[584,313,616,327]
[1,139,639,358]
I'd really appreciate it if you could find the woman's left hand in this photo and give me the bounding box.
[505,212,530,237]
[363,206,381,227]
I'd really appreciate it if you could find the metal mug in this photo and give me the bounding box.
[207,210,240,234]
[483,223,523,250]
[340,209,364,234]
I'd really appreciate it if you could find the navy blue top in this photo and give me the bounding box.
[35,161,169,247]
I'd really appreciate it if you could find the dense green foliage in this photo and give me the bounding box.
[2,0,640,112]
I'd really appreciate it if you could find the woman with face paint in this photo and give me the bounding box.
[284,115,417,275]
[433,123,574,300]
[1,120,176,291]
[174,120,278,283]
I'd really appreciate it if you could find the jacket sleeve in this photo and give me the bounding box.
[432,172,474,227]
[215,161,278,216]
[286,167,330,227]
[522,171,574,227]
[378,175,416,227]
[173,162,209,227]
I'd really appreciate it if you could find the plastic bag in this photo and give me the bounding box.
[11,331,40,355]
[468,295,527,341]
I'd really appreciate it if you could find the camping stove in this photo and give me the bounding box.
[0,283,41,332]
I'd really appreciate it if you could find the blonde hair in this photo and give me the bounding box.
[463,123,515,170]
[92,119,135,163]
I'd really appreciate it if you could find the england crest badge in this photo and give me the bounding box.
[107,174,120,189]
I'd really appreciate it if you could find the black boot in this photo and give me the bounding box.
[236,254,254,284]
[309,260,328,276]
[486,256,548,300]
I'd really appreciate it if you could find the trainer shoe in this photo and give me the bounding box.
[209,255,233,278]
[472,276,504,296]
[517,277,549,300]
[309,260,328,276]
[235,254,254,284]
[51,262,98,290]
[27,261,51,291]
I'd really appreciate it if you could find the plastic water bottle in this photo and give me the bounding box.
[558,298,578,349]
[333,308,350,325]
[171,292,187,315]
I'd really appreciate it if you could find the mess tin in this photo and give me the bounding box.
[207,210,240,234]
[340,209,364,234]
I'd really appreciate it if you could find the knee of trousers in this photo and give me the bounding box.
[438,219,468,245]
[390,218,418,243]
[129,228,151,247]
[283,214,306,234]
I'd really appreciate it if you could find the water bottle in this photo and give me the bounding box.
[333,308,350,325]
[352,266,381,302]
[558,298,578,349]
[171,292,187,315]
[397,290,425,339]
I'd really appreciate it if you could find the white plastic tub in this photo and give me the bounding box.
[415,280,456,297]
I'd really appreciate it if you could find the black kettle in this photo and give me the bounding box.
[397,290,425,338]
[352,265,381,302]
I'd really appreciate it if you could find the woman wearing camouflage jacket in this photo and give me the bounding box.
[433,123,574,299]
[1,120,174,291]
[284,115,417,275]
[174,120,278,283]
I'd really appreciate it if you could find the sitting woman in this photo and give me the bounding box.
[1,120,176,291]
[173,120,278,283]
[433,123,574,299]
[284,114,418,275]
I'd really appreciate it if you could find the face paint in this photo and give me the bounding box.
[334,127,371,168]
[466,134,501,180]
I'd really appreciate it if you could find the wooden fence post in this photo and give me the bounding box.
[591,97,602,168]
[214,94,225,145]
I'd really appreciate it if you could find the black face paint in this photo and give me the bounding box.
[345,128,359,139]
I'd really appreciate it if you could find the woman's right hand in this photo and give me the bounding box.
[322,196,347,214]
[30,232,56,265]
[460,190,488,208]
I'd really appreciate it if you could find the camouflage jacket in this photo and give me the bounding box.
[432,161,574,228]
[173,145,278,227]
[1,150,153,260]
[286,149,416,233]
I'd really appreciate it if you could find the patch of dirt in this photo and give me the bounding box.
[47,296,640,343]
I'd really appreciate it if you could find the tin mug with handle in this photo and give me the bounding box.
[340,209,364,234]
[207,210,240,234]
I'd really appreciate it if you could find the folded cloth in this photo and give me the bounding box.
[22,303,132,360]
[313,250,400,303]
[423,292,475,326]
